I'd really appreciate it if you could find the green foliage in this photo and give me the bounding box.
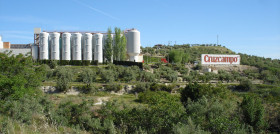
[100,69,116,83]
[55,67,73,92]
[0,52,43,101]
[132,82,151,93]
[79,84,99,94]
[113,27,122,61]
[185,96,240,132]
[120,33,127,61]
[78,68,96,86]
[156,65,178,82]
[49,60,58,69]
[237,79,254,91]
[140,71,157,82]
[181,82,230,103]
[105,83,123,92]
[104,27,113,63]
[100,91,186,133]
[241,95,267,131]
[1,95,50,124]
[52,101,95,130]
[172,118,210,134]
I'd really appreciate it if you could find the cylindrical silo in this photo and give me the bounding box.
[62,32,71,60]
[0,36,3,49]
[50,32,60,60]
[31,44,38,60]
[39,32,49,60]
[83,33,92,61]
[72,33,82,60]
[127,29,141,62]
[94,33,103,63]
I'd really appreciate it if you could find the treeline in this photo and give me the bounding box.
[142,44,234,64]
[240,54,280,85]
[104,27,127,62]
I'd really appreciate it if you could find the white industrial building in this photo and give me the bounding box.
[32,28,142,63]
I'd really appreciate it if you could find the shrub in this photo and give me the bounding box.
[55,67,73,92]
[172,118,210,134]
[48,60,58,69]
[105,83,123,92]
[237,79,254,91]
[100,69,116,83]
[132,82,151,93]
[181,82,230,104]
[1,95,45,124]
[80,84,99,94]
[78,69,96,85]
[241,95,267,131]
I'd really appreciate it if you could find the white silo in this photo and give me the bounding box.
[72,33,82,60]
[0,36,3,49]
[62,32,71,60]
[94,33,103,63]
[31,44,38,60]
[39,32,49,60]
[50,32,60,60]
[83,33,92,61]
[127,29,141,62]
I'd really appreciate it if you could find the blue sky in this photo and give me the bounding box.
[0,0,280,59]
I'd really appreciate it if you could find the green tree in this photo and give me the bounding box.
[168,50,183,63]
[114,27,122,60]
[56,67,73,92]
[241,95,267,131]
[104,27,113,63]
[79,69,96,86]
[0,52,43,101]
[120,33,127,61]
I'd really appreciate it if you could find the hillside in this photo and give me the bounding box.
[0,45,280,133]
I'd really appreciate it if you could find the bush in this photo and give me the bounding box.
[55,67,73,92]
[105,83,123,92]
[78,68,96,85]
[181,82,230,103]
[237,79,254,91]
[241,95,267,131]
[100,69,116,83]
[0,95,47,124]
[48,60,58,69]
[172,118,210,134]
[132,82,151,93]
[80,84,99,94]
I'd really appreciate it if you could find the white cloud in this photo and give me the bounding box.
[72,0,120,21]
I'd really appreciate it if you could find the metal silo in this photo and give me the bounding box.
[31,44,38,60]
[62,32,71,60]
[127,29,141,62]
[0,36,3,49]
[50,32,60,60]
[83,33,92,61]
[39,32,49,60]
[72,33,82,60]
[94,33,103,63]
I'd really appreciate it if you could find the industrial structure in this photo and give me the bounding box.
[32,28,142,63]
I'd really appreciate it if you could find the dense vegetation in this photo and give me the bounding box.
[1,44,280,133]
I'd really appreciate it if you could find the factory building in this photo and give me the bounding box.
[32,28,142,63]
[0,35,32,56]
